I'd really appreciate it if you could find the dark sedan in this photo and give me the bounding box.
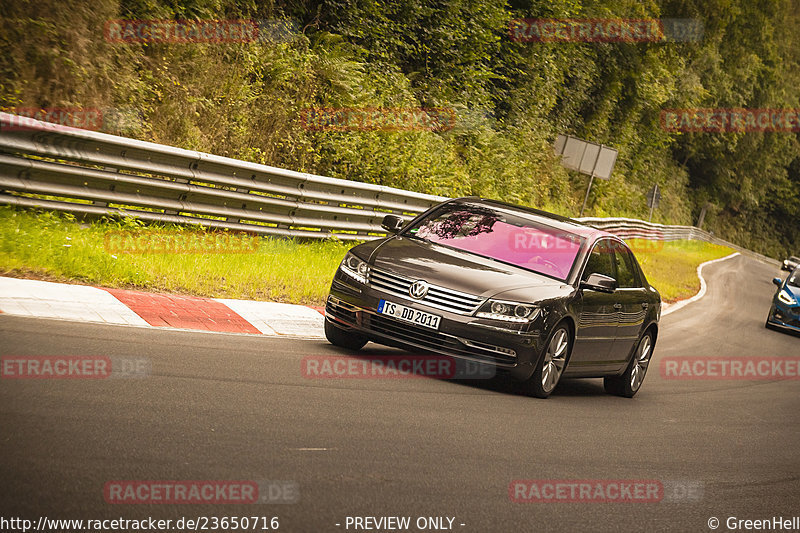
[324,197,661,398]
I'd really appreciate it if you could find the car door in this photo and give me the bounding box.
[570,238,621,370]
[609,241,648,367]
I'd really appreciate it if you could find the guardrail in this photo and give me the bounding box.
[576,216,705,242]
[0,112,778,265]
[0,112,446,241]
[576,216,779,266]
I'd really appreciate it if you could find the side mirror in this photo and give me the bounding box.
[773,277,783,287]
[580,273,618,293]
[381,214,405,234]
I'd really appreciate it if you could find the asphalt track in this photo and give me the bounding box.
[1,254,798,533]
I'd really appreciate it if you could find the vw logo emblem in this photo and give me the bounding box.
[408,280,429,299]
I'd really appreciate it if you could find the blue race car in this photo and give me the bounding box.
[766,266,800,333]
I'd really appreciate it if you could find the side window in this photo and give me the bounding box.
[582,239,616,281]
[612,242,640,288]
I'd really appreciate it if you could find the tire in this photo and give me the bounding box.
[604,330,654,398]
[324,319,368,350]
[516,323,572,399]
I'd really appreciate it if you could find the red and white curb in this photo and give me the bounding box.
[0,277,325,338]
[0,254,741,338]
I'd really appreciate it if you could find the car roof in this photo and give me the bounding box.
[447,196,616,241]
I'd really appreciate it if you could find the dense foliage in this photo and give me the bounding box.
[1,0,798,256]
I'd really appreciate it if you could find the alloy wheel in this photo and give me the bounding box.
[630,334,652,392]
[541,327,569,393]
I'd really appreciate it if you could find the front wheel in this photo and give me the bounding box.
[516,323,572,399]
[324,319,368,350]
[604,330,654,398]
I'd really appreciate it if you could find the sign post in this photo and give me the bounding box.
[646,184,661,222]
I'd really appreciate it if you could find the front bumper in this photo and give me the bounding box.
[327,274,547,378]
[767,302,800,332]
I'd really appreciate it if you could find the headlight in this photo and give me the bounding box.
[778,290,797,306]
[339,253,369,284]
[476,299,539,322]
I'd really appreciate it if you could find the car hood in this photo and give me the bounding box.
[363,236,572,300]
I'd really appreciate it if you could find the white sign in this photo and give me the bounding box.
[554,134,617,180]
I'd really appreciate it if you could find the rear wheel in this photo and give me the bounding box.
[324,319,368,350]
[605,330,653,398]
[517,324,571,399]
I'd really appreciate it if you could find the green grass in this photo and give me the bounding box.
[630,239,735,302]
[0,208,734,305]
[0,208,351,305]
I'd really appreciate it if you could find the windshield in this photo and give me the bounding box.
[789,269,800,287]
[405,204,584,281]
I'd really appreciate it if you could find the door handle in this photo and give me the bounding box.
[613,303,622,310]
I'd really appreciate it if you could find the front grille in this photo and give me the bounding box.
[326,297,517,366]
[369,268,483,315]
[776,314,800,329]
[364,313,516,366]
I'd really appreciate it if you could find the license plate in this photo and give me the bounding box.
[377,299,441,330]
